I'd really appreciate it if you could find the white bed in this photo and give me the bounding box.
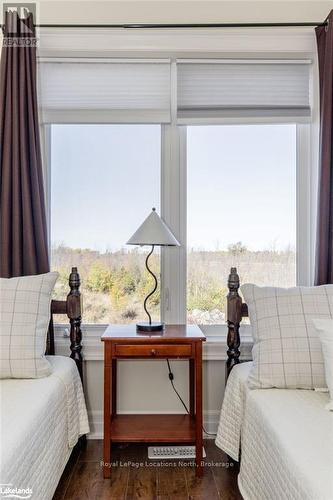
[216,362,333,500]
[0,355,89,500]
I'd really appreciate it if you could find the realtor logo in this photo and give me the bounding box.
[2,2,36,34]
[0,483,33,499]
[1,2,38,46]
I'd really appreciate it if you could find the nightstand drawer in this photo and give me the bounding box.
[115,343,192,358]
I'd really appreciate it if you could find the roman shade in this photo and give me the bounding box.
[38,59,171,123]
[177,60,311,121]
[38,58,312,124]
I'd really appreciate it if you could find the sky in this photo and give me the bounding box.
[51,123,296,252]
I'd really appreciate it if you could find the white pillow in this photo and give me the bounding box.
[312,319,333,410]
[241,283,333,389]
[0,272,59,379]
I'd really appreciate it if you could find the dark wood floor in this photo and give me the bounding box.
[53,440,242,499]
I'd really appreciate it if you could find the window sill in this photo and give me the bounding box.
[54,323,253,361]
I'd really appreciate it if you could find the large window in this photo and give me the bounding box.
[187,124,297,325]
[43,51,315,330]
[51,124,161,324]
[50,122,307,328]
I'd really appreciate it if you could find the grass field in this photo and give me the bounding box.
[52,244,296,324]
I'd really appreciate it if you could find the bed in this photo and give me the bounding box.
[216,268,333,500]
[0,268,89,500]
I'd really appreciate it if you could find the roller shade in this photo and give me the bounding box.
[177,60,311,120]
[38,59,171,123]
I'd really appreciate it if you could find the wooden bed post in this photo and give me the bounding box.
[46,316,55,356]
[226,267,242,378]
[67,267,83,381]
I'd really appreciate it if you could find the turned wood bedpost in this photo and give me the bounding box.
[67,267,83,381]
[46,316,55,355]
[226,267,242,378]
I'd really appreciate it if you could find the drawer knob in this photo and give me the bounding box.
[151,349,157,356]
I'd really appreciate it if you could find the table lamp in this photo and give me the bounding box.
[127,208,180,332]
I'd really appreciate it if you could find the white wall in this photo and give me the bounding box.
[84,358,229,438]
[33,1,333,25]
[54,329,253,438]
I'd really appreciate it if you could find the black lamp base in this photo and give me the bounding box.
[136,322,164,333]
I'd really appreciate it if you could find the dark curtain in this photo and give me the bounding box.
[0,11,49,278]
[315,11,333,285]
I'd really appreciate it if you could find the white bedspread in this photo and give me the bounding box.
[0,356,89,500]
[216,362,333,500]
[215,362,251,460]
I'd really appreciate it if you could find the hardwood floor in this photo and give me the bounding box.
[53,440,242,499]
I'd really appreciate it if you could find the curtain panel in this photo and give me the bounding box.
[0,11,49,277]
[315,11,333,285]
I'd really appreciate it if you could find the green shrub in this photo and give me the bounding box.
[114,267,137,295]
[187,281,226,312]
[86,263,113,292]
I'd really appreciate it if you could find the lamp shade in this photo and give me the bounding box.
[127,208,180,247]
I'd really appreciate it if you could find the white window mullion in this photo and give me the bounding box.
[296,122,318,286]
[161,124,187,324]
[40,123,52,252]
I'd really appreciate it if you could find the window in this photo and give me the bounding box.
[51,124,161,324]
[187,124,297,325]
[44,56,315,329]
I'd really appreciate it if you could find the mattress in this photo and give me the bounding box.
[216,362,333,500]
[0,356,89,500]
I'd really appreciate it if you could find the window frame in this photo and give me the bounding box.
[44,118,316,333]
[46,122,164,326]
[161,120,316,337]
[41,52,318,333]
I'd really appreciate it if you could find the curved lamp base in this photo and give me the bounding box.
[137,244,164,333]
[136,322,164,333]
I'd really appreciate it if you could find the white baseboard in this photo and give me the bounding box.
[87,410,103,439]
[87,410,220,440]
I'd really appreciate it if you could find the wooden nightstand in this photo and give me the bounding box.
[101,324,206,477]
